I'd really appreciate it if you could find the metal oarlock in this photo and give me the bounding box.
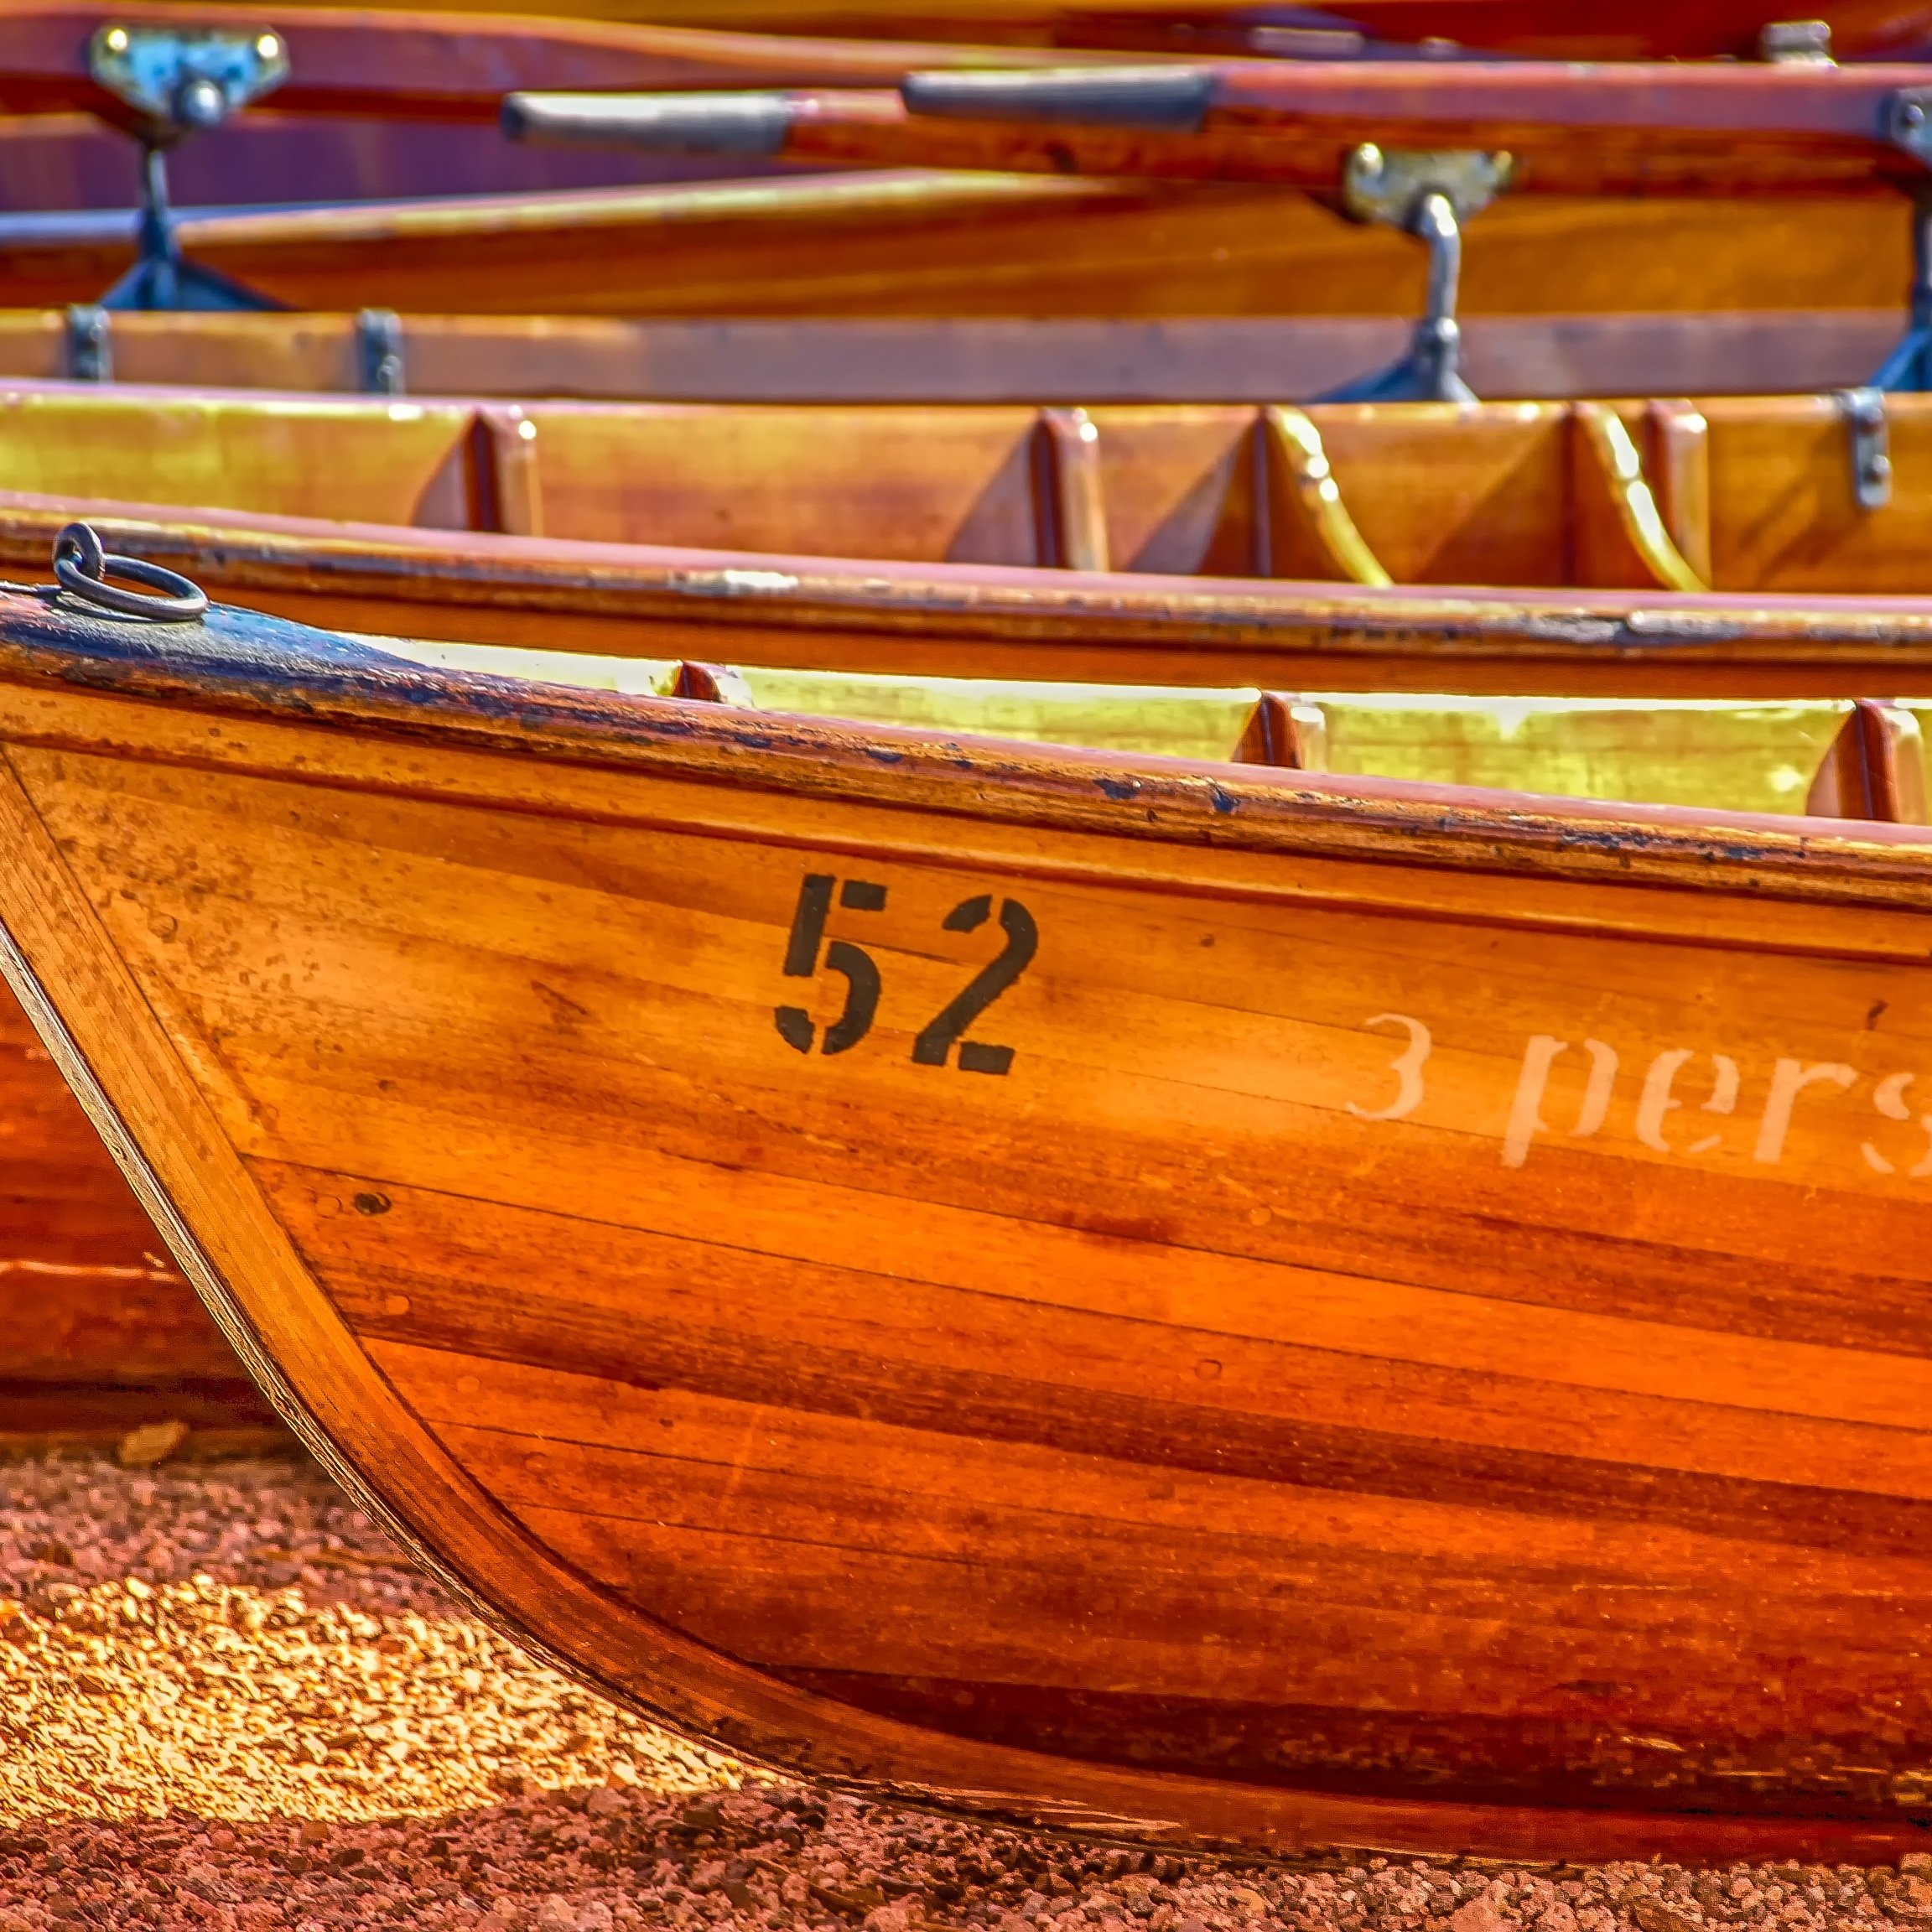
[86,24,289,312]
[1322,145,1513,404]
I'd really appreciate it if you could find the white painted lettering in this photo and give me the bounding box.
[1574,1039,1619,1137]
[1503,1035,1566,1169]
[1502,1035,1618,1168]
[1348,1012,1431,1122]
[1753,1058,1856,1166]
[1861,1071,1932,1176]
[1635,1049,1690,1152]
[1636,1049,1737,1156]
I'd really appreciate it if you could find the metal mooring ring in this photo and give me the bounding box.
[52,521,209,621]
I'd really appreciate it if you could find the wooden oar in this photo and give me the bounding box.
[507,63,1932,200]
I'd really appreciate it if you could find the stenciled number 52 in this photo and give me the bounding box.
[774,872,1037,1075]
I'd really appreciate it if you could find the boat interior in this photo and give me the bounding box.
[384,634,1932,821]
[13,381,1932,596]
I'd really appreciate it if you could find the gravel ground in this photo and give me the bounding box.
[0,1453,1923,1931]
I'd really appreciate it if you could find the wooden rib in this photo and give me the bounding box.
[465,407,545,539]
[1805,699,1930,823]
[1645,400,1715,589]
[1231,693,1327,770]
[1570,402,1709,595]
[670,661,758,705]
[1029,407,1110,573]
[1257,407,1391,587]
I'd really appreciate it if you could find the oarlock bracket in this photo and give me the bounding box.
[1322,145,1513,404]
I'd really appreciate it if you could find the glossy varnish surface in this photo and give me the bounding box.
[0,168,1909,319]
[8,593,1932,1856]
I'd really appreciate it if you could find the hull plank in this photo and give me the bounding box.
[0,176,1908,320]
[7,596,1932,1851]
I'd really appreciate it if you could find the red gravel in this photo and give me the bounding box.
[1,1452,1924,1930]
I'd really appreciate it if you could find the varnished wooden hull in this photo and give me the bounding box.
[0,169,1914,319]
[12,587,1932,1856]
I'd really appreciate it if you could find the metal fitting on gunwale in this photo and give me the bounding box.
[51,522,208,621]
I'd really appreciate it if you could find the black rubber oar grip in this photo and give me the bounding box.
[900,66,1214,131]
[502,91,795,154]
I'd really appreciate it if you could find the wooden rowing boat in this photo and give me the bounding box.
[15,538,1932,1857]
[0,383,1861,592]
[1,382,1932,690]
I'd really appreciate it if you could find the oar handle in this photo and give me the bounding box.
[899,65,1213,130]
[501,90,794,153]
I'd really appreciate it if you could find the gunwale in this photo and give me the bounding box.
[8,486,1932,698]
[5,586,1932,907]
[10,584,1932,1862]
